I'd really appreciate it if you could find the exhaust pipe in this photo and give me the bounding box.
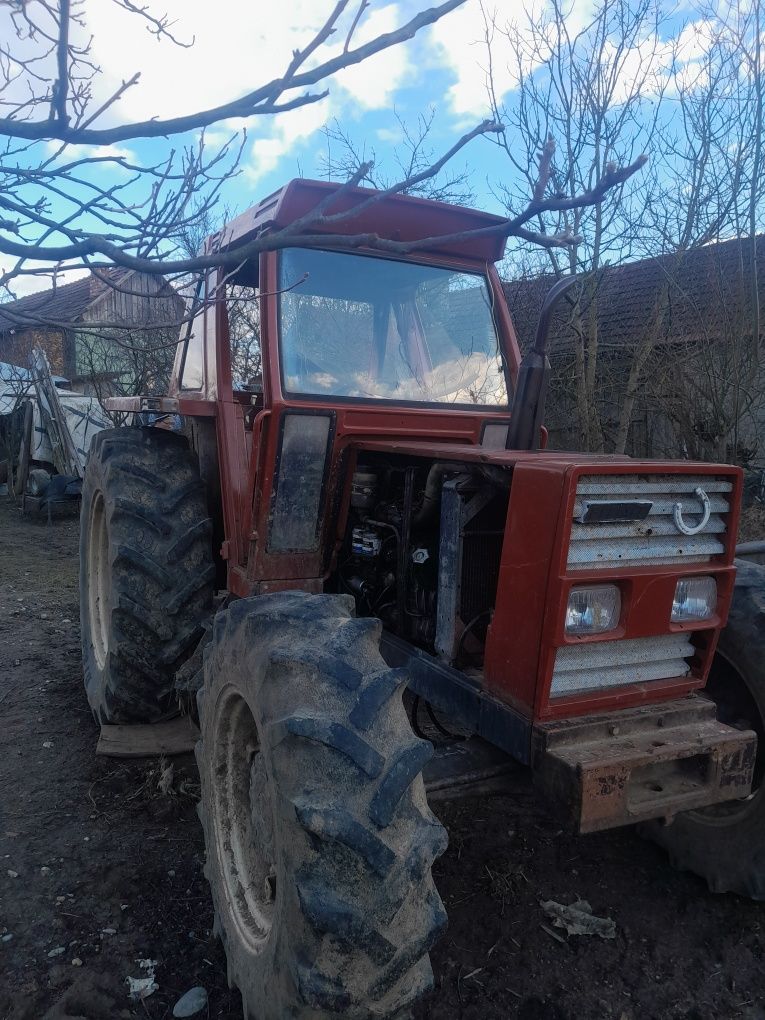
[505,275,579,451]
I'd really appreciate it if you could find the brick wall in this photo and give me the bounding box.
[0,328,71,377]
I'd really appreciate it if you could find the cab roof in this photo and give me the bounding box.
[204,178,508,264]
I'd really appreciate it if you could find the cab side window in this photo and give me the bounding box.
[180,276,207,391]
[227,282,261,391]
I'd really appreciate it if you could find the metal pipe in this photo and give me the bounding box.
[736,540,765,557]
[397,468,415,634]
[411,462,463,528]
[532,275,580,356]
[506,275,579,452]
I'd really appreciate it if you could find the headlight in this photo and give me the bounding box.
[565,584,621,635]
[671,576,717,622]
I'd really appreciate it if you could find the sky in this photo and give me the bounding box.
[1,0,718,295]
[81,0,516,197]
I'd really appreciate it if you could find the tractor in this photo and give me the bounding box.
[81,179,765,1019]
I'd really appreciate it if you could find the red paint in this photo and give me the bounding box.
[206,179,510,263]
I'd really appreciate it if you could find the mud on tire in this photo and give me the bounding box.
[79,427,215,723]
[643,560,765,898]
[195,592,448,1019]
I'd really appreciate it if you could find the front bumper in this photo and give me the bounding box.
[532,696,756,833]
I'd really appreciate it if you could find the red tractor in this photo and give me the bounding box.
[81,180,765,1019]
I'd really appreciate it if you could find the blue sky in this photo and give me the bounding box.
[2,0,717,295]
[82,0,512,209]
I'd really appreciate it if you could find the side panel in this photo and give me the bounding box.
[483,463,568,712]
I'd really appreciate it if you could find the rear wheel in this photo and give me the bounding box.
[196,592,448,1019]
[79,427,215,723]
[643,560,765,897]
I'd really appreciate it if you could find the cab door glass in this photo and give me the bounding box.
[180,275,206,391]
[226,279,261,394]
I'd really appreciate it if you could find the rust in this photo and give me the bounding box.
[533,695,756,833]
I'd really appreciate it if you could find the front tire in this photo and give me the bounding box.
[643,560,765,897]
[79,427,215,723]
[196,593,448,1019]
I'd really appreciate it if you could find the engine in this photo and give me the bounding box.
[336,456,510,668]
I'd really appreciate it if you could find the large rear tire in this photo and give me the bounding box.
[79,426,215,723]
[643,560,765,898]
[196,592,448,1019]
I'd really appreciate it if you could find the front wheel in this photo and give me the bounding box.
[195,593,448,1019]
[643,560,765,898]
[79,427,215,723]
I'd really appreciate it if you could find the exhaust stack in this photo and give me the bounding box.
[505,275,579,451]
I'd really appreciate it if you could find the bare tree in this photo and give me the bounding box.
[644,273,762,467]
[485,0,667,451]
[319,108,476,206]
[480,0,765,467]
[0,0,645,310]
[73,312,180,406]
[622,0,765,469]
[707,0,765,463]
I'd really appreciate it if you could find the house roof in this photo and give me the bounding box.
[0,269,129,333]
[504,234,765,356]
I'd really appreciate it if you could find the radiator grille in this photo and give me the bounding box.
[461,532,503,624]
[550,634,695,697]
[568,475,732,571]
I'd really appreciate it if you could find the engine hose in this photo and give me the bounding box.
[455,610,492,664]
[425,700,467,742]
[410,694,467,743]
[411,462,465,528]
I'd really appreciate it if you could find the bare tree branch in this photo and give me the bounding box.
[0,1,466,142]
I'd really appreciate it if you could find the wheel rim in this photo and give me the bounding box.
[87,490,110,670]
[211,687,276,952]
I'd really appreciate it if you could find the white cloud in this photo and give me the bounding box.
[376,125,405,144]
[429,0,596,120]
[428,1,496,121]
[81,2,420,188]
[86,1,320,123]
[85,1,411,123]
[246,100,330,185]
[44,141,136,163]
[198,128,241,152]
[329,4,412,111]
[429,0,719,121]
[241,4,415,182]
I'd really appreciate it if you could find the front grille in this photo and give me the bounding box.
[550,634,695,697]
[568,474,732,571]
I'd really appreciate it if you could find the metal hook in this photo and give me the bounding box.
[673,487,711,536]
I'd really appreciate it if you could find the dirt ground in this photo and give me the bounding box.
[2,497,765,1020]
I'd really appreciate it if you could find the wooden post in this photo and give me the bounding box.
[12,400,33,497]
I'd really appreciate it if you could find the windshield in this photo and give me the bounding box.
[278,248,508,406]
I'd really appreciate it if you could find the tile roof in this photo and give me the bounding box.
[504,234,765,356]
[0,269,128,333]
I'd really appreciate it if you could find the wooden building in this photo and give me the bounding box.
[0,269,184,394]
